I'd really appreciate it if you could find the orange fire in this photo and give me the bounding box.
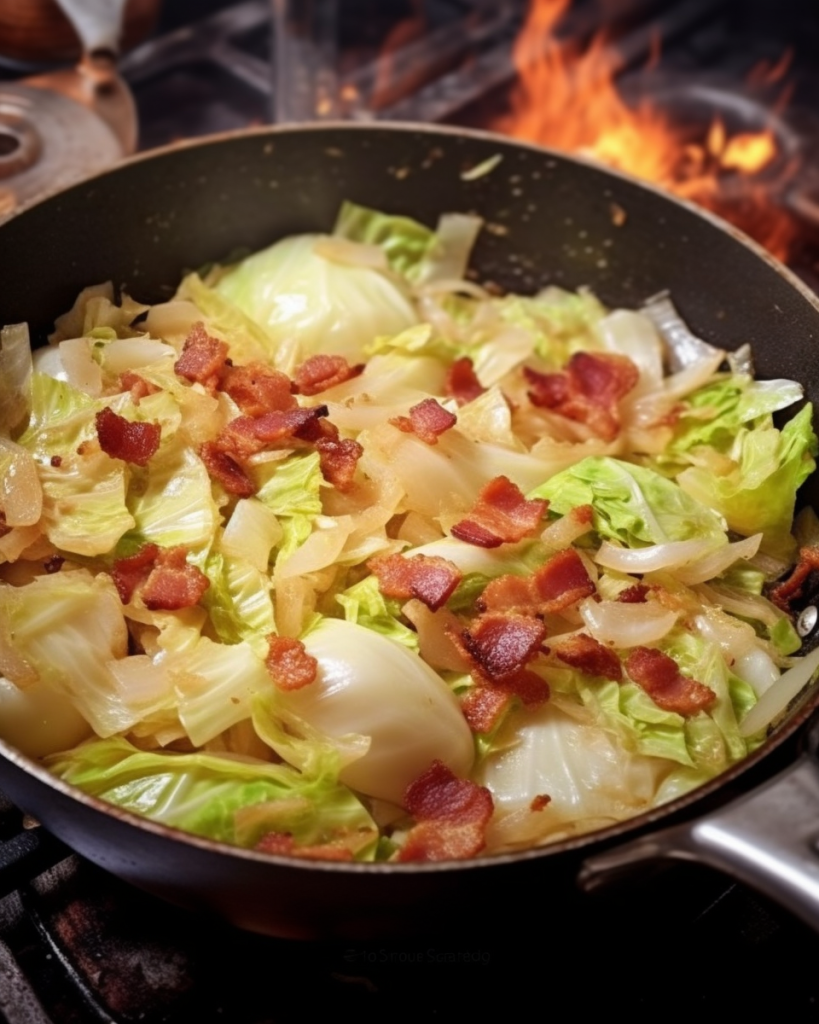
[494,0,798,261]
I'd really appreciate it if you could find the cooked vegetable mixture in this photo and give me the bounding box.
[1,202,818,862]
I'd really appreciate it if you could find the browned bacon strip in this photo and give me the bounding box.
[391,398,457,445]
[451,476,547,549]
[255,833,354,861]
[398,760,494,862]
[769,547,819,612]
[552,632,622,681]
[119,371,160,404]
[314,436,363,492]
[461,685,512,734]
[141,547,210,611]
[95,406,161,467]
[220,362,296,416]
[199,442,256,497]
[525,351,639,441]
[369,553,463,612]
[111,543,159,604]
[625,646,716,715]
[113,544,209,609]
[293,354,364,396]
[265,636,318,691]
[445,357,486,406]
[458,613,546,681]
[478,548,595,616]
[174,322,229,393]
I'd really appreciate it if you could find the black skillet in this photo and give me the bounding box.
[2,123,819,939]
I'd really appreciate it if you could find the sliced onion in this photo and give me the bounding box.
[312,236,389,271]
[595,537,721,574]
[675,533,762,585]
[579,597,678,647]
[739,645,819,737]
[540,509,594,550]
[0,437,42,527]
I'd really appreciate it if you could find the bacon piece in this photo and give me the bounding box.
[216,407,330,459]
[552,632,622,681]
[625,647,716,715]
[769,547,819,612]
[141,547,210,611]
[95,406,161,467]
[293,354,364,396]
[199,442,256,497]
[461,685,512,734]
[398,760,494,862]
[315,436,363,492]
[111,544,160,604]
[445,357,486,406]
[368,553,463,612]
[530,549,596,612]
[391,398,457,446]
[255,833,354,862]
[120,371,160,404]
[451,476,547,549]
[525,351,639,441]
[478,548,595,616]
[265,636,318,691]
[220,362,296,416]
[618,583,650,603]
[458,613,546,681]
[530,794,552,812]
[174,322,229,392]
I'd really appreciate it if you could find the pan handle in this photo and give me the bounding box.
[578,751,819,931]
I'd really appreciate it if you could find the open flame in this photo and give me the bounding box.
[493,0,799,261]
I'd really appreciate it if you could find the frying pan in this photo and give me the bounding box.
[2,123,819,940]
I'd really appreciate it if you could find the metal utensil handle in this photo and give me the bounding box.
[579,753,819,931]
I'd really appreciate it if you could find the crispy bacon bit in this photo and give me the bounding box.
[572,503,594,525]
[369,553,463,612]
[120,371,160,404]
[265,636,318,691]
[220,362,296,416]
[618,583,650,604]
[478,548,595,616]
[625,647,716,715]
[218,407,330,459]
[141,546,210,611]
[174,322,229,392]
[769,547,819,612]
[391,398,457,445]
[525,351,639,441]
[451,476,548,549]
[43,555,64,575]
[398,760,494,862]
[112,543,159,603]
[315,435,363,492]
[530,794,552,812]
[50,455,62,467]
[552,633,622,681]
[95,406,161,467]
[459,613,546,681]
[255,833,354,861]
[461,685,512,734]
[293,354,364,396]
[445,357,486,406]
[199,441,256,497]
[531,549,596,612]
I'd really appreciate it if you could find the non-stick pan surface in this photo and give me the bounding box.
[2,123,819,938]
